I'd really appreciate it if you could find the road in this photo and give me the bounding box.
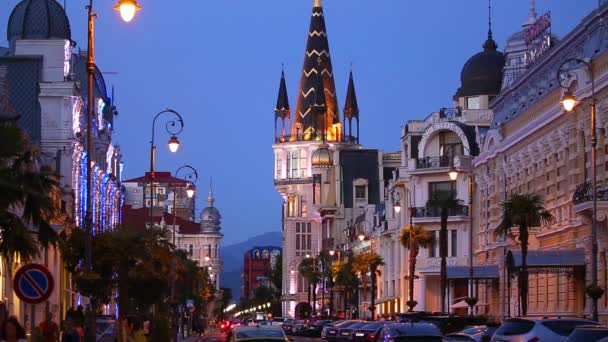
[190,331,322,342]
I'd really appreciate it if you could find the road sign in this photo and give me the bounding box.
[13,264,54,304]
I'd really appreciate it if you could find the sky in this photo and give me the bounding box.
[0,0,600,245]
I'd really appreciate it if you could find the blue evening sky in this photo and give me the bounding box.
[0,1,598,244]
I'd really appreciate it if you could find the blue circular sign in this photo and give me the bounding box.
[13,264,54,304]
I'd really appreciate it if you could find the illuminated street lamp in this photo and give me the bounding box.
[329,250,335,256]
[358,234,366,242]
[448,166,459,181]
[186,183,196,198]
[168,135,181,153]
[114,0,142,22]
[560,90,578,112]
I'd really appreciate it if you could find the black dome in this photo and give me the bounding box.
[455,37,505,99]
[7,0,71,44]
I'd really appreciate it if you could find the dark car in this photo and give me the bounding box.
[395,312,431,323]
[336,322,367,341]
[306,320,334,337]
[325,321,358,341]
[352,322,385,342]
[282,319,295,334]
[565,325,608,341]
[480,324,500,342]
[419,315,489,335]
[375,322,443,342]
[490,318,598,342]
[322,320,347,340]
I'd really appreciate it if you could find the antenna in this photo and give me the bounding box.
[488,0,493,39]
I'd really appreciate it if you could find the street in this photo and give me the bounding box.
[187,331,322,342]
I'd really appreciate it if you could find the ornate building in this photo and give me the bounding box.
[242,246,281,300]
[0,0,123,326]
[474,2,608,321]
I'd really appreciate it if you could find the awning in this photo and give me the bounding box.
[506,249,585,274]
[446,265,499,280]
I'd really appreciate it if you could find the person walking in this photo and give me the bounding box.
[0,316,27,342]
[39,312,59,342]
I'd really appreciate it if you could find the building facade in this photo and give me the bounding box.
[474,2,608,321]
[0,0,123,327]
[242,246,282,300]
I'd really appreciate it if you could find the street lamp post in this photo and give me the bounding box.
[557,58,602,321]
[84,1,140,340]
[173,165,199,245]
[148,109,184,223]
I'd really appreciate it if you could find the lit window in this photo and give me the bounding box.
[301,200,308,217]
[275,153,283,179]
[466,96,481,109]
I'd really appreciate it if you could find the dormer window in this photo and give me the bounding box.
[353,178,369,208]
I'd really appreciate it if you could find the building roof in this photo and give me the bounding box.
[291,0,340,141]
[274,68,290,119]
[454,31,505,99]
[7,0,71,45]
[121,205,200,234]
[123,172,189,186]
[343,70,359,120]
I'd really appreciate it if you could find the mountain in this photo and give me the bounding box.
[220,231,282,301]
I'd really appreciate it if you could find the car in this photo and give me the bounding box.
[480,324,500,342]
[322,321,346,339]
[325,321,355,341]
[272,317,287,326]
[490,318,599,342]
[220,320,233,333]
[282,319,295,334]
[305,319,333,337]
[228,325,289,342]
[291,320,307,335]
[419,315,489,335]
[95,316,117,342]
[375,322,443,342]
[445,326,488,342]
[352,322,385,342]
[565,325,608,341]
[336,322,367,341]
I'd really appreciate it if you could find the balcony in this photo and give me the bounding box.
[415,156,452,169]
[274,134,358,144]
[572,181,608,220]
[412,205,469,218]
[274,177,314,186]
[417,256,468,270]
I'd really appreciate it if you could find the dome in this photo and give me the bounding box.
[311,146,333,168]
[454,37,505,99]
[200,206,221,223]
[7,0,71,44]
[199,187,221,232]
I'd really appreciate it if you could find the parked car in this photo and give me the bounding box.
[282,319,295,334]
[565,325,608,341]
[325,321,356,341]
[480,324,500,342]
[228,325,289,342]
[445,326,488,342]
[322,320,346,339]
[336,322,367,341]
[95,316,116,342]
[272,317,287,326]
[352,322,385,342]
[490,318,598,342]
[305,319,334,337]
[376,322,443,342]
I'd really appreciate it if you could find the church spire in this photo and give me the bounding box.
[525,0,537,26]
[483,0,497,51]
[343,69,360,143]
[207,177,214,207]
[275,66,290,118]
[291,0,340,142]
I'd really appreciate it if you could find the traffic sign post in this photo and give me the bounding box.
[13,264,54,304]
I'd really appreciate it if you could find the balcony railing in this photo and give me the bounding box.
[573,181,608,204]
[412,205,469,218]
[415,156,453,169]
[274,134,358,144]
[274,177,314,186]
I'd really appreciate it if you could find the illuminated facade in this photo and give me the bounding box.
[474,2,608,321]
[0,0,123,326]
[243,247,282,300]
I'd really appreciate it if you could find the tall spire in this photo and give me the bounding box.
[525,0,537,26]
[343,69,359,120]
[483,0,498,51]
[207,177,214,207]
[291,0,340,141]
[275,65,290,119]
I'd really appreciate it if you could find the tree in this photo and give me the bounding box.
[426,190,464,313]
[399,224,434,311]
[0,121,62,309]
[353,253,384,319]
[298,257,320,316]
[495,193,552,316]
[332,258,357,316]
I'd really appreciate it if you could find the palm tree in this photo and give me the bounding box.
[495,193,552,316]
[298,257,320,316]
[426,190,464,313]
[353,253,384,320]
[333,258,356,316]
[0,122,61,308]
[399,224,434,311]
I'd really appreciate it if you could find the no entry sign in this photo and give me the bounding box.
[13,264,54,304]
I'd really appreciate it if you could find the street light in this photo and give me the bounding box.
[173,165,198,245]
[329,250,335,256]
[83,1,139,339]
[557,57,601,321]
[148,109,185,221]
[448,166,459,181]
[358,233,366,242]
[114,0,142,22]
[186,183,196,198]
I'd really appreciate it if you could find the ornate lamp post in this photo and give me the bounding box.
[148,109,185,222]
[173,165,199,245]
[557,58,603,321]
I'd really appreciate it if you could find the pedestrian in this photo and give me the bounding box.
[39,312,59,342]
[60,320,79,342]
[127,316,147,342]
[0,316,27,342]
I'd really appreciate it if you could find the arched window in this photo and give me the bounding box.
[254,250,260,259]
[263,250,270,259]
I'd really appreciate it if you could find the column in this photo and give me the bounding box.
[418,275,426,310]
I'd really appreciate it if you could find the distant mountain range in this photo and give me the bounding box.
[220,231,282,302]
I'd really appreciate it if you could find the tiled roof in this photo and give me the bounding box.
[123,172,189,186]
[122,205,200,234]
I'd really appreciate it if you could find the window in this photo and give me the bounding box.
[301,200,308,217]
[451,230,457,257]
[429,181,456,199]
[207,245,211,257]
[287,149,308,179]
[189,245,194,256]
[355,186,366,200]
[466,96,481,109]
[295,222,312,254]
[275,153,283,179]
[287,195,298,217]
[353,179,369,207]
[429,231,438,257]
